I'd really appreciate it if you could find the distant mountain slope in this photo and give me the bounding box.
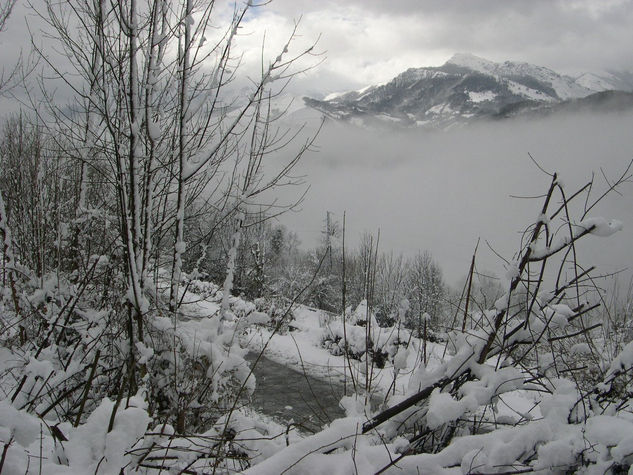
[304,53,633,129]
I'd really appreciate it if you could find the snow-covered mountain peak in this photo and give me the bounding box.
[448,53,551,77]
[445,53,592,100]
[304,54,633,130]
[575,72,617,92]
[446,53,497,74]
[575,70,633,93]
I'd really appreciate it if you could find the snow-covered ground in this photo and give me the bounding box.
[176,282,543,432]
[244,304,442,399]
[3,274,632,474]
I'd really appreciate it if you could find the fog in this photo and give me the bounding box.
[271,110,633,287]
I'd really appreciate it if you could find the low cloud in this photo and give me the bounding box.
[274,110,633,285]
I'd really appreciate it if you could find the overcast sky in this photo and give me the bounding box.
[3,0,632,98]
[233,0,633,96]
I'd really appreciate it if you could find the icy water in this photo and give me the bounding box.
[246,354,346,433]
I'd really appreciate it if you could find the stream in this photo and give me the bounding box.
[246,353,347,433]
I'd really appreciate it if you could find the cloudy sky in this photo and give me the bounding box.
[3,0,632,98]
[233,0,633,96]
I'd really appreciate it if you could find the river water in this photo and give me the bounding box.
[246,354,347,433]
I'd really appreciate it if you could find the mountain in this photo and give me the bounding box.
[574,70,633,93]
[303,53,633,129]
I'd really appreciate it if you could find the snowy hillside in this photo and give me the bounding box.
[304,53,633,129]
[446,52,593,100]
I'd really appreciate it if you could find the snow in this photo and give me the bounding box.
[2,285,631,474]
[0,399,40,447]
[220,216,243,324]
[247,311,270,325]
[505,262,520,280]
[428,102,455,115]
[241,416,370,475]
[468,90,496,103]
[447,53,498,75]
[494,293,509,311]
[147,119,160,141]
[395,68,448,86]
[426,388,467,429]
[244,301,446,399]
[214,409,303,466]
[570,342,591,355]
[1,217,631,475]
[393,346,408,372]
[25,355,55,379]
[549,311,570,330]
[66,394,150,473]
[377,113,402,122]
[578,216,623,237]
[547,75,593,100]
[506,79,556,102]
[135,341,155,364]
[528,216,622,262]
[356,84,376,97]
[0,403,43,474]
[174,240,186,253]
[537,212,551,226]
[605,339,633,379]
[575,71,618,91]
[323,91,345,101]
[448,53,598,102]
[448,53,593,100]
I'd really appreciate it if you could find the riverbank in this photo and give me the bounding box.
[242,304,447,402]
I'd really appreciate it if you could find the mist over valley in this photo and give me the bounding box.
[274,106,633,286]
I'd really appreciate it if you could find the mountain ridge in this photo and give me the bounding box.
[303,53,633,129]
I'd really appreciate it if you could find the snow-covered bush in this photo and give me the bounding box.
[321,301,404,370]
[0,244,288,472]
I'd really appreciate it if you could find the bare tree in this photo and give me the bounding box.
[407,250,445,330]
[374,251,409,324]
[0,0,26,94]
[0,0,15,31]
[10,0,320,432]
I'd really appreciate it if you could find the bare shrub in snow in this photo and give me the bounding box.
[245,165,633,474]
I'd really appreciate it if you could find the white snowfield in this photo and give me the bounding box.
[468,90,497,103]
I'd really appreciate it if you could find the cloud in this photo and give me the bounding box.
[272,110,633,285]
[3,1,632,103]
[235,0,633,94]
[235,5,454,92]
